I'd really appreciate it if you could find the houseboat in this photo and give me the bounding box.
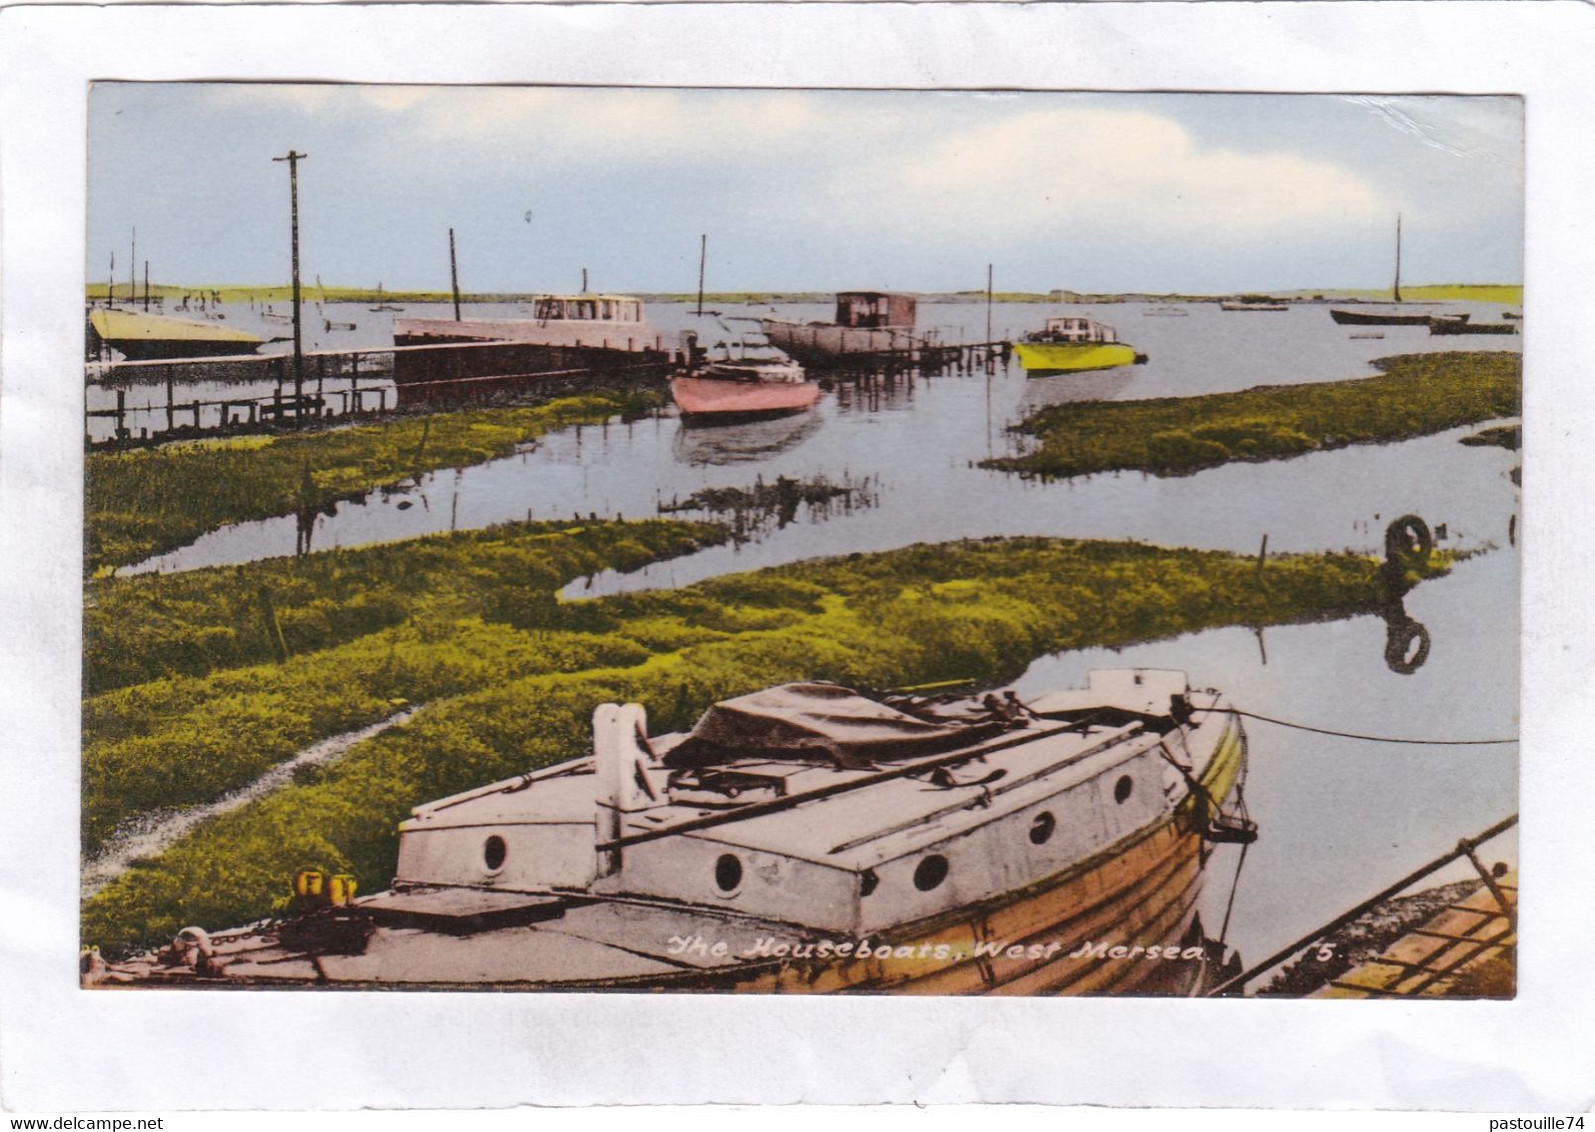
[84,669,1254,995]
[761,291,929,365]
[1013,316,1139,374]
[391,294,680,392]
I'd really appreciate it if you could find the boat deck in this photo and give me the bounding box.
[1311,871,1516,998]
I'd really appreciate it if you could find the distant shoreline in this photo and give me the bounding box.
[85,283,1524,307]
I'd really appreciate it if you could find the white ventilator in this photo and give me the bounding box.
[593,702,663,875]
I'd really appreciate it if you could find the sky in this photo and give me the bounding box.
[86,85,1523,295]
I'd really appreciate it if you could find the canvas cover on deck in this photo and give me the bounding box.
[662,682,1004,769]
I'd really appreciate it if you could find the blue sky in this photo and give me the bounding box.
[87,85,1523,294]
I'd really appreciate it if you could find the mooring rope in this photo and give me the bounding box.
[1205,707,1517,746]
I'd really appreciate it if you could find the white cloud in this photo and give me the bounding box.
[819,107,1388,242]
[402,87,840,156]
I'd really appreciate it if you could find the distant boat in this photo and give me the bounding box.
[369,283,404,313]
[1329,308,1436,327]
[1429,318,1518,336]
[1502,311,1522,321]
[88,309,262,361]
[1219,298,1289,312]
[1328,215,1429,326]
[1141,306,1188,317]
[761,292,929,365]
[261,310,294,324]
[324,318,357,332]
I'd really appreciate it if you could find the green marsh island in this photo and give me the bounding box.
[986,352,1520,479]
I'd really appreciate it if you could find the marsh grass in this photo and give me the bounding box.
[81,532,1440,955]
[82,519,724,855]
[984,352,1521,480]
[86,390,664,570]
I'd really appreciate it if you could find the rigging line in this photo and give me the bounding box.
[1202,707,1517,747]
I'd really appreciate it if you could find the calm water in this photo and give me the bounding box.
[87,297,1520,440]
[1015,545,1519,982]
[106,299,1521,979]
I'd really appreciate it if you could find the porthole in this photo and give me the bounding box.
[1029,811,1057,845]
[483,835,508,871]
[714,853,743,893]
[913,854,949,892]
[1114,775,1134,804]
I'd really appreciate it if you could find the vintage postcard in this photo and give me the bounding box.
[76,82,1523,1001]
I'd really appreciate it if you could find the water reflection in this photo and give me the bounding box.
[1014,369,1136,416]
[657,472,879,546]
[1381,602,1432,674]
[672,411,824,466]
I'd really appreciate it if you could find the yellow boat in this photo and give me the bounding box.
[88,308,263,361]
[1014,316,1138,374]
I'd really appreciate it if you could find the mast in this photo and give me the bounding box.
[1393,213,1403,304]
[696,233,707,317]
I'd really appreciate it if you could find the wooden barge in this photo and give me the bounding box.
[762,291,934,366]
[86,669,1254,995]
[391,294,682,393]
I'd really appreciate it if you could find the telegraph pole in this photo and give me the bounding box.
[273,150,309,423]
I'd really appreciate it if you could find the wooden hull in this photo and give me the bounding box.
[393,317,678,391]
[707,712,1245,995]
[761,320,924,365]
[1329,308,1433,326]
[1428,320,1518,336]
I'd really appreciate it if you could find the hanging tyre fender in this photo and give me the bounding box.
[1384,514,1434,567]
[1385,617,1432,675]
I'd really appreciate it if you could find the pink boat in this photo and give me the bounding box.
[671,360,820,423]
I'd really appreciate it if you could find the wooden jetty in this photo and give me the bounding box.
[1312,870,1516,998]
[1204,813,1516,997]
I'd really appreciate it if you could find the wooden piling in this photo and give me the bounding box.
[258,585,289,663]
